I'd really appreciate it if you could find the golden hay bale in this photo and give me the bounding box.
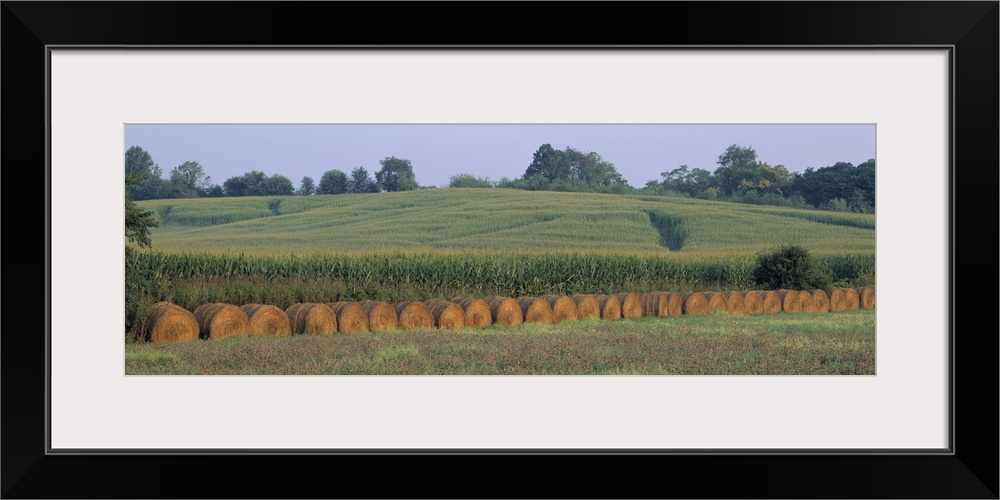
[240,304,291,337]
[542,295,579,323]
[451,297,493,328]
[855,286,876,309]
[703,292,729,313]
[194,303,251,340]
[797,291,816,313]
[486,296,523,327]
[615,293,643,319]
[327,302,370,333]
[570,294,601,320]
[741,291,764,315]
[393,301,435,330]
[812,289,831,313]
[641,292,669,317]
[144,302,199,344]
[776,290,801,313]
[829,288,848,312]
[844,288,861,310]
[285,303,338,335]
[725,291,746,315]
[517,297,554,324]
[760,291,782,314]
[362,301,398,331]
[681,292,710,315]
[595,294,622,320]
[664,292,683,317]
[425,299,466,329]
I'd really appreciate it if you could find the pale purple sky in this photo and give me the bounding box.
[125,124,875,189]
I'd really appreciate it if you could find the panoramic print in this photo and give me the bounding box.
[124,124,876,375]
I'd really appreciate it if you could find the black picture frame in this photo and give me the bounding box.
[3,2,996,498]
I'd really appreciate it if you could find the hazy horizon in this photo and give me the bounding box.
[125,124,875,189]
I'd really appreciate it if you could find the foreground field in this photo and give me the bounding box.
[125,310,875,375]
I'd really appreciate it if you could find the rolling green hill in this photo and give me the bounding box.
[138,188,875,256]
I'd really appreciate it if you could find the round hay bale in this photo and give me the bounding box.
[517,297,554,324]
[797,290,816,313]
[641,292,669,317]
[486,296,523,327]
[570,294,601,320]
[285,303,338,335]
[327,302,369,333]
[194,303,251,340]
[829,288,848,312]
[725,291,746,315]
[844,288,861,310]
[855,286,876,309]
[542,295,579,323]
[240,304,291,337]
[760,291,782,314]
[362,301,398,331]
[594,294,622,320]
[703,292,729,313]
[681,292,710,315]
[393,301,435,330]
[812,289,831,313]
[615,293,642,319]
[741,290,764,315]
[451,297,493,328]
[664,292,683,317]
[777,290,801,313]
[144,302,199,344]
[425,299,466,329]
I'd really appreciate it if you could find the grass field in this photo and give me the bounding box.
[138,188,876,256]
[125,309,875,375]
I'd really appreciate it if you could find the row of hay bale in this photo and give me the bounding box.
[142,287,874,344]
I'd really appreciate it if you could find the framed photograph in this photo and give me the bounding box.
[4,2,996,498]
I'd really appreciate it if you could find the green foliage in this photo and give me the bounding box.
[375,156,418,192]
[124,246,169,341]
[646,211,690,251]
[319,169,349,195]
[224,171,294,197]
[168,161,212,198]
[267,199,282,215]
[297,176,316,196]
[449,173,494,188]
[752,244,831,290]
[125,172,159,248]
[348,167,378,193]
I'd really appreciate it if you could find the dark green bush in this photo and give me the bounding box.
[753,244,831,290]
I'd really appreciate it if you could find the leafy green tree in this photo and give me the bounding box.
[713,144,760,196]
[124,145,169,200]
[375,157,417,192]
[659,165,715,197]
[125,172,158,248]
[753,244,831,290]
[223,170,267,197]
[449,173,494,188]
[169,161,211,198]
[348,167,377,193]
[297,176,316,196]
[262,174,294,196]
[319,169,349,194]
[523,144,570,182]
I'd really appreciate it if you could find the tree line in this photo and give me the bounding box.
[125,146,420,200]
[125,142,875,213]
[450,143,874,213]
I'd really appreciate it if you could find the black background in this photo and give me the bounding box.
[2,2,997,498]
